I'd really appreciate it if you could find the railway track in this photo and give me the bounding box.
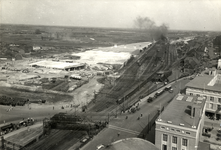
[26,130,85,150]
[100,43,169,113]
[114,42,176,112]
[89,44,158,111]
[89,41,176,113]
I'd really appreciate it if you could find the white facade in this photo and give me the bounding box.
[186,88,221,114]
[218,59,221,69]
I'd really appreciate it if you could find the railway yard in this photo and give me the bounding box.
[0,24,220,150]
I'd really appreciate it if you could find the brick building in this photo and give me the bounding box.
[155,94,206,150]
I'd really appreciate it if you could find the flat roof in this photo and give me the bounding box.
[29,60,84,69]
[5,127,42,147]
[185,75,221,92]
[104,138,159,150]
[157,94,206,129]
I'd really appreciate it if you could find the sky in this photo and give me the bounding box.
[1,0,221,31]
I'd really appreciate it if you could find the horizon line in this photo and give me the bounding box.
[1,23,221,33]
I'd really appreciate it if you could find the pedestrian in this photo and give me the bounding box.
[126,116,128,119]
[137,117,140,120]
[53,106,54,110]
[141,114,143,117]
[117,132,120,137]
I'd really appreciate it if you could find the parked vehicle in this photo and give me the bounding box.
[97,144,104,150]
[169,88,174,93]
[164,85,172,91]
[155,90,164,98]
[147,97,154,103]
[0,118,34,135]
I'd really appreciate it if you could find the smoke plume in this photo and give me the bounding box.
[134,16,169,41]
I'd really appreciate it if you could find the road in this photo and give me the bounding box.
[0,103,72,124]
[81,78,190,150]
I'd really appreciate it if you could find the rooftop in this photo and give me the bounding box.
[103,138,159,150]
[185,73,221,93]
[29,60,84,70]
[157,94,206,129]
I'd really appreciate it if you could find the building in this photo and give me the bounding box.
[155,94,206,150]
[29,60,85,71]
[218,59,221,69]
[185,69,221,119]
[103,138,159,150]
[32,46,41,51]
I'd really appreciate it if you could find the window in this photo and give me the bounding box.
[162,144,167,150]
[161,126,165,129]
[172,147,177,150]
[171,128,175,131]
[210,97,214,102]
[186,132,190,135]
[209,103,214,109]
[190,93,193,96]
[163,134,168,141]
[176,130,180,132]
[172,136,177,144]
[218,98,221,103]
[196,94,200,97]
[182,138,188,146]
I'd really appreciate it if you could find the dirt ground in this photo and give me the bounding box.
[0,75,103,123]
[69,76,103,106]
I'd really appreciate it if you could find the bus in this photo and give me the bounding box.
[154,90,164,98]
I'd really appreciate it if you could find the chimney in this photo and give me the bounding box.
[212,69,217,76]
[191,101,202,118]
[191,106,195,118]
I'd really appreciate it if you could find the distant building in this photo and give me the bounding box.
[70,74,81,80]
[155,94,206,150]
[183,57,200,74]
[185,69,221,119]
[0,58,7,61]
[29,60,85,71]
[33,46,41,51]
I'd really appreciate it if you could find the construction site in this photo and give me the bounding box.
[1,23,220,150]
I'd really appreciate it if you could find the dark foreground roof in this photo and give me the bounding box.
[157,94,206,129]
[103,138,159,150]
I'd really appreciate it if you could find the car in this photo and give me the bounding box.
[97,144,104,150]
[80,137,88,143]
[147,97,154,103]
[169,88,173,93]
[164,85,172,91]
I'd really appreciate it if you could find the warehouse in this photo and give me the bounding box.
[29,60,85,71]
